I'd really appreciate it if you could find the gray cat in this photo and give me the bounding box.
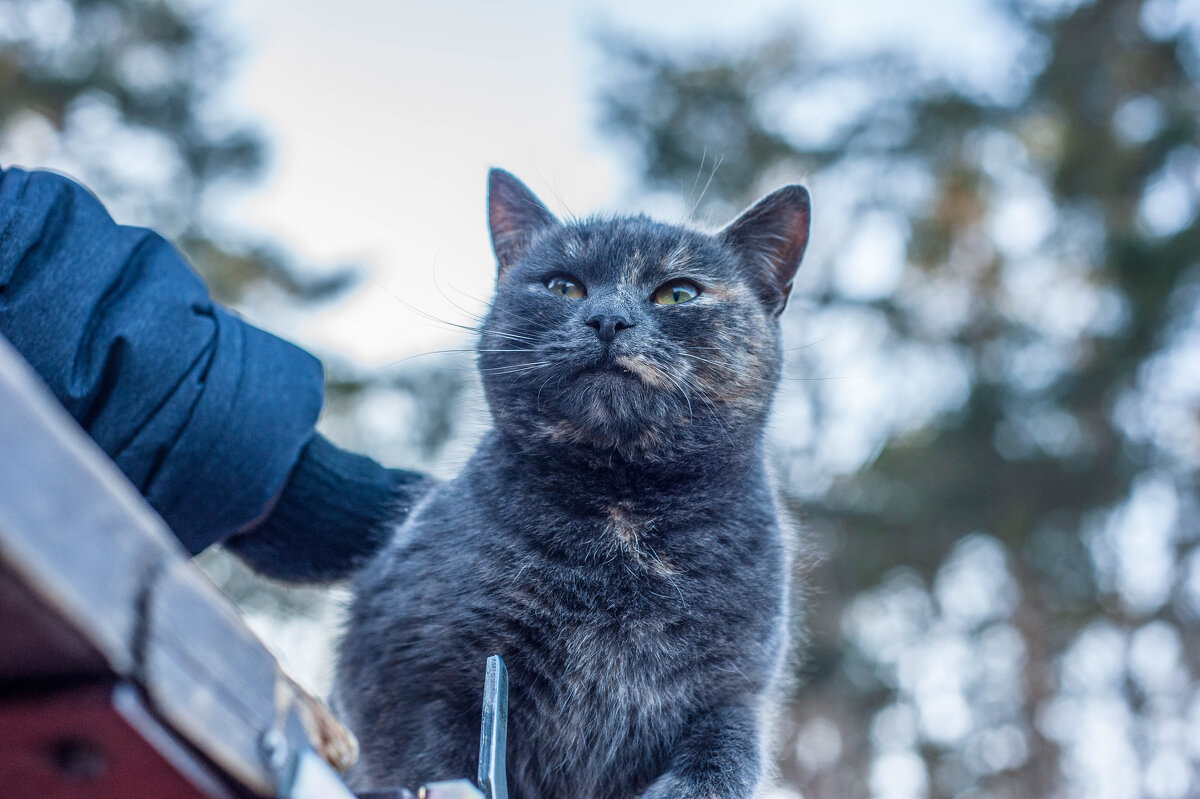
[335,169,811,799]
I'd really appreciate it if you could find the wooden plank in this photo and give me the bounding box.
[0,561,107,684]
[0,681,235,799]
[142,557,359,790]
[0,337,178,678]
[0,335,356,795]
[142,557,284,795]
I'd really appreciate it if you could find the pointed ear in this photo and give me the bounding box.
[488,168,559,276]
[719,185,811,315]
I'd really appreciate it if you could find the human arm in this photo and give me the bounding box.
[0,165,429,579]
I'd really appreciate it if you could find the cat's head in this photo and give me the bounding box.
[478,168,810,463]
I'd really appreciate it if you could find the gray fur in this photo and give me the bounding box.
[335,170,811,799]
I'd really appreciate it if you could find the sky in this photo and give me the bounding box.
[218,0,1025,365]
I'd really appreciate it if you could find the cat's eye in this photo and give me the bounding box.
[545,276,586,299]
[653,281,701,305]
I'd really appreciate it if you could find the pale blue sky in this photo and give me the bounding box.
[219,0,1024,363]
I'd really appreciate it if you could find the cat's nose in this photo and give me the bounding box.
[586,312,633,343]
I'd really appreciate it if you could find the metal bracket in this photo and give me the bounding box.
[476,655,509,799]
[272,655,509,799]
[263,729,359,799]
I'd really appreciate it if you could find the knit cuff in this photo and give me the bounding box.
[225,433,432,582]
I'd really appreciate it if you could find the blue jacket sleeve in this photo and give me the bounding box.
[0,166,324,554]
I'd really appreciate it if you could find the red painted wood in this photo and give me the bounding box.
[0,683,232,799]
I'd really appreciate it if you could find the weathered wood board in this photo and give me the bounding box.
[0,333,354,797]
[0,681,235,798]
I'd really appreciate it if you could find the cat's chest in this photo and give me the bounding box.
[506,594,694,791]
[486,490,770,691]
[495,497,760,640]
[597,500,684,581]
[536,498,713,582]
[498,510,714,708]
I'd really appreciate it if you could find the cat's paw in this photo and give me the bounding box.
[641,772,760,799]
[639,773,683,799]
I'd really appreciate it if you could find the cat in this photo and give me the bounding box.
[334,168,811,799]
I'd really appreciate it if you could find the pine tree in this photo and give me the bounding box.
[0,0,352,304]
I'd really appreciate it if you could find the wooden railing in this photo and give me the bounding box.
[0,334,356,797]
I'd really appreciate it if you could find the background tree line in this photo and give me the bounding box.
[3,0,1198,796]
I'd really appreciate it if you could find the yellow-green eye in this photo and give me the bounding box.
[653,281,700,305]
[545,276,586,299]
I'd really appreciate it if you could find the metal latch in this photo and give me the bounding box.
[273,655,509,799]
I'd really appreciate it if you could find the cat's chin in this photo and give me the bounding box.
[532,415,677,462]
[574,365,640,387]
[527,388,699,463]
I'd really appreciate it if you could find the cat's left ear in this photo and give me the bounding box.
[488,168,559,277]
[719,185,811,315]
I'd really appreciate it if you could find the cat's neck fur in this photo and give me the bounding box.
[483,426,766,507]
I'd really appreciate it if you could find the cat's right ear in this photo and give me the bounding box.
[488,169,559,277]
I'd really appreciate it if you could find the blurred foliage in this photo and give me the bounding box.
[0,0,354,304]
[600,0,1200,797]
[0,0,475,691]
